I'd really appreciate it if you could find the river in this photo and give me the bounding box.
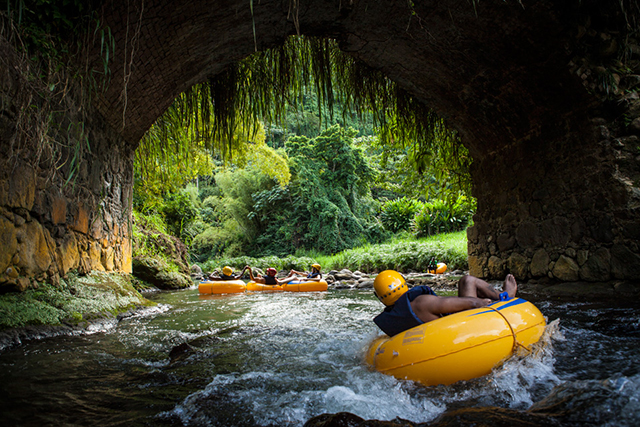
[1,286,639,426]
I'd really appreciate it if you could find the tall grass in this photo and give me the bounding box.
[199,230,468,274]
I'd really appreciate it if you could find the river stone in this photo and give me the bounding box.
[155,272,192,290]
[332,281,350,289]
[355,279,374,289]
[552,255,580,281]
[530,249,550,277]
[333,269,355,281]
[169,343,196,362]
[579,247,611,281]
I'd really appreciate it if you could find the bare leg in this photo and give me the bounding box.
[458,275,500,300]
[458,274,518,300]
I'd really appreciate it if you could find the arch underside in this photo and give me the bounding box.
[1,0,639,287]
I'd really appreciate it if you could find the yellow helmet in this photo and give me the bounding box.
[311,263,321,270]
[373,270,408,306]
[222,266,234,276]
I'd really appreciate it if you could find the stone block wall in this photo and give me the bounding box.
[467,114,640,282]
[0,38,133,292]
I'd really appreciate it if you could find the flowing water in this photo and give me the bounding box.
[1,287,640,426]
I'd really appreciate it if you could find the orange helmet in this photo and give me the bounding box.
[266,268,277,277]
[373,270,408,306]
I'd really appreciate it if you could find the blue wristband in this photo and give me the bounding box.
[499,291,509,301]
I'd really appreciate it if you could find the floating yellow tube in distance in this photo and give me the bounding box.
[246,280,328,292]
[198,280,246,294]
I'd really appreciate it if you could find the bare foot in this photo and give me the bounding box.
[504,274,518,298]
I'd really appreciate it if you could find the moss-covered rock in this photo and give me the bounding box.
[0,271,154,332]
[132,256,193,290]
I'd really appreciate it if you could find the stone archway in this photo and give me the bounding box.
[1,0,639,288]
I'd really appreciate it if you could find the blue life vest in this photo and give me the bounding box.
[307,271,321,279]
[373,285,437,337]
[221,274,234,280]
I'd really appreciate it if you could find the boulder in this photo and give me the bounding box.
[355,279,374,289]
[332,269,355,281]
[132,256,193,290]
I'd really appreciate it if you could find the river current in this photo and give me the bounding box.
[1,286,639,426]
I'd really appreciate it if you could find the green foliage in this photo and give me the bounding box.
[249,125,378,255]
[197,230,468,275]
[380,197,423,233]
[201,254,318,275]
[326,230,468,273]
[161,184,200,243]
[413,196,475,237]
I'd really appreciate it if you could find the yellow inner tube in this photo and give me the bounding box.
[198,280,246,294]
[246,280,328,292]
[365,298,546,386]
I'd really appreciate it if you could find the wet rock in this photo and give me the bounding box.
[332,269,356,281]
[169,342,196,362]
[133,256,193,290]
[355,279,374,289]
[190,264,205,281]
[303,407,560,426]
[331,281,351,289]
[430,407,560,427]
[303,412,365,427]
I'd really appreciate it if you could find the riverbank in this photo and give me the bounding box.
[0,271,155,351]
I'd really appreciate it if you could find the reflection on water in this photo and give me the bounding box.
[0,288,639,426]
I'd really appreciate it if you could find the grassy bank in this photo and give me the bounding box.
[200,230,468,274]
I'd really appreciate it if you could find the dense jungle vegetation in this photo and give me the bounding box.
[133,79,476,272]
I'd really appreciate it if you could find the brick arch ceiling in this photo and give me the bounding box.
[94,0,589,158]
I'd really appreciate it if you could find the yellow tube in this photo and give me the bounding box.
[198,280,246,294]
[365,298,546,386]
[246,280,328,292]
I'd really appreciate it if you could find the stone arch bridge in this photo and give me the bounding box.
[1,0,639,291]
